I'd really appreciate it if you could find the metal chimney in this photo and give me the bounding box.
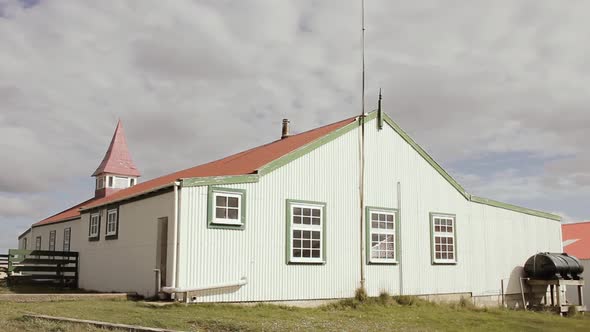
[281,119,290,139]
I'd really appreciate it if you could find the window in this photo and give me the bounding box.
[108,176,114,187]
[22,237,27,250]
[114,176,128,188]
[207,187,246,229]
[49,230,56,251]
[366,207,397,264]
[286,200,326,264]
[106,209,118,239]
[430,213,457,264]
[130,178,135,186]
[63,228,71,252]
[35,236,42,250]
[96,176,105,190]
[89,213,100,240]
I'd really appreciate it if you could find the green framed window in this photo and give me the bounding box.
[366,206,398,264]
[207,186,246,230]
[286,200,326,264]
[105,208,119,240]
[430,213,457,264]
[89,212,101,241]
[49,230,56,251]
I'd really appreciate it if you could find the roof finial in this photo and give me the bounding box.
[377,88,383,130]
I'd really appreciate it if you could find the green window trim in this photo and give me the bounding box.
[365,206,399,265]
[285,199,327,265]
[207,186,247,230]
[88,212,101,242]
[429,212,458,265]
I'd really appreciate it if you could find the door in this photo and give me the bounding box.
[156,217,168,288]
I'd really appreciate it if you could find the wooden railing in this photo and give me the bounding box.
[7,249,79,288]
[0,254,8,275]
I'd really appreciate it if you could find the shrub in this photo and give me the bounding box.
[355,287,368,302]
[378,291,394,305]
[459,296,475,309]
[393,295,418,306]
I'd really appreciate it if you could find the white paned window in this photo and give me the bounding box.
[49,230,56,251]
[130,178,135,186]
[114,176,128,188]
[22,237,27,250]
[106,209,118,236]
[63,228,71,252]
[35,236,41,250]
[368,209,396,263]
[213,192,242,225]
[431,214,456,264]
[289,202,324,263]
[89,213,100,238]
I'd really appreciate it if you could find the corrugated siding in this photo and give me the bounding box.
[178,119,562,302]
[179,128,361,302]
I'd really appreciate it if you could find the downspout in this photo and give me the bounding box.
[397,181,403,295]
[170,181,181,297]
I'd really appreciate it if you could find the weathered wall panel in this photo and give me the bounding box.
[78,191,174,297]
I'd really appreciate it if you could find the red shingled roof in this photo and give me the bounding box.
[33,115,357,225]
[92,120,141,177]
[563,221,590,259]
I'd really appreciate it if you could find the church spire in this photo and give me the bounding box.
[92,120,140,198]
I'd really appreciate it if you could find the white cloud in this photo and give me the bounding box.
[1,0,590,235]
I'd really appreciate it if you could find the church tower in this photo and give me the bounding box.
[92,120,141,198]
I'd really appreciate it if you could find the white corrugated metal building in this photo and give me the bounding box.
[17,110,562,303]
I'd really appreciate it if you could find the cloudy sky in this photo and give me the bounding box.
[1,0,589,251]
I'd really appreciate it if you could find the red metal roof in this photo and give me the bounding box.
[33,197,99,227]
[33,115,357,225]
[92,120,141,177]
[562,221,590,259]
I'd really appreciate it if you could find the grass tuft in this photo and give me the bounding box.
[377,291,395,306]
[354,287,368,302]
[393,295,421,306]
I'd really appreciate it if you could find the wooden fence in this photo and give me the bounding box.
[0,254,8,275]
[6,249,79,288]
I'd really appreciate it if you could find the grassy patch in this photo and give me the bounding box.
[0,295,588,331]
[0,279,88,294]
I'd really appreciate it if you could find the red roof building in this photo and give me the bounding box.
[29,116,356,228]
[563,221,590,259]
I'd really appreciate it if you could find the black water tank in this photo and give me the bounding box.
[524,253,584,280]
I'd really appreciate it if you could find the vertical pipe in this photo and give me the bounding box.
[397,181,403,295]
[171,182,180,298]
[359,115,366,291]
[501,279,505,308]
[519,277,527,311]
[358,0,367,292]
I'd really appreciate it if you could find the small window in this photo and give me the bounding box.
[63,227,71,251]
[208,187,246,229]
[97,177,105,190]
[287,200,326,264]
[108,176,114,187]
[130,178,135,186]
[49,230,56,251]
[106,209,118,238]
[22,237,28,250]
[89,213,100,240]
[430,213,457,264]
[35,236,42,250]
[367,207,397,264]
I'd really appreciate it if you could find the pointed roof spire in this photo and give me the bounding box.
[92,120,141,177]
